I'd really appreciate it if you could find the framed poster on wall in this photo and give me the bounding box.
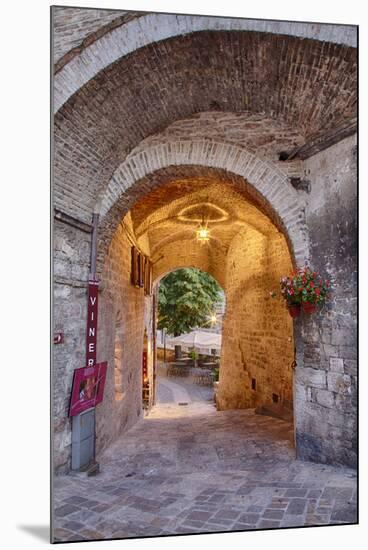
[69,362,108,417]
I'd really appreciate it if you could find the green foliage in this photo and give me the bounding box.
[188,349,199,360]
[157,268,222,336]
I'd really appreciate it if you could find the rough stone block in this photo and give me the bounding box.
[344,359,357,376]
[329,357,344,373]
[327,373,351,394]
[322,344,338,357]
[314,389,335,409]
[296,368,326,389]
[331,329,355,347]
[337,343,356,360]
[286,498,307,515]
[335,393,353,409]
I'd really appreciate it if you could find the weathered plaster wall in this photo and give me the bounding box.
[294,134,357,467]
[218,228,294,411]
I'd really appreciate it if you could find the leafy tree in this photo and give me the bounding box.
[157,268,222,336]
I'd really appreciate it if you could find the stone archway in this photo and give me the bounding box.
[96,139,309,270]
[94,151,297,459]
[53,12,357,112]
[53,28,357,225]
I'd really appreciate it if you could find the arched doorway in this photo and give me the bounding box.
[153,267,225,410]
[94,167,296,458]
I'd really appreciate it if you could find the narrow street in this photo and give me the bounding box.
[156,369,215,405]
[53,375,357,542]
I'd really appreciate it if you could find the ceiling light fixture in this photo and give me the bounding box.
[195,207,210,245]
[196,224,210,244]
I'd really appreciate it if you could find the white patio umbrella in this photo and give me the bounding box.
[167,330,221,351]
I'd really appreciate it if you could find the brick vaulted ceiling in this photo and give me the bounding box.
[129,176,278,258]
[122,171,294,288]
[95,163,304,279]
[53,28,357,227]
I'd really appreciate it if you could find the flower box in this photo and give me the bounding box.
[272,266,333,316]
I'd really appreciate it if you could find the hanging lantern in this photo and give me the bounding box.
[195,212,210,244]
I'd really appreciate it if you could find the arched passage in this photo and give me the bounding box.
[94,168,295,457]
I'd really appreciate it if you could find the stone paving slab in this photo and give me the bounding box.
[157,373,214,404]
[53,401,357,542]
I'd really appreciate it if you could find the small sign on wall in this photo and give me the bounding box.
[54,332,64,344]
[86,279,99,367]
[69,362,107,417]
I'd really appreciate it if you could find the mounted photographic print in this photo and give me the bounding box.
[52,4,358,544]
[69,362,108,417]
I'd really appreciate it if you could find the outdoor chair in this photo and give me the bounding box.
[191,368,213,386]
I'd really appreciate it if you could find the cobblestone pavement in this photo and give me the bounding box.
[53,377,357,542]
[156,372,214,404]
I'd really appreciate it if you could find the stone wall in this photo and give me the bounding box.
[152,238,226,290]
[96,221,153,457]
[53,130,357,472]
[52,215,154,473]
[133,112,305,177]
[53,219,91,474]
[294,135,357,467]
[218,227,294,411]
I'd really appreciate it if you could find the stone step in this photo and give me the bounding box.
[86,461,100,477]
[255,403,293,423]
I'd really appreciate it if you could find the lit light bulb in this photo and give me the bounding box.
[195,224,210,244]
